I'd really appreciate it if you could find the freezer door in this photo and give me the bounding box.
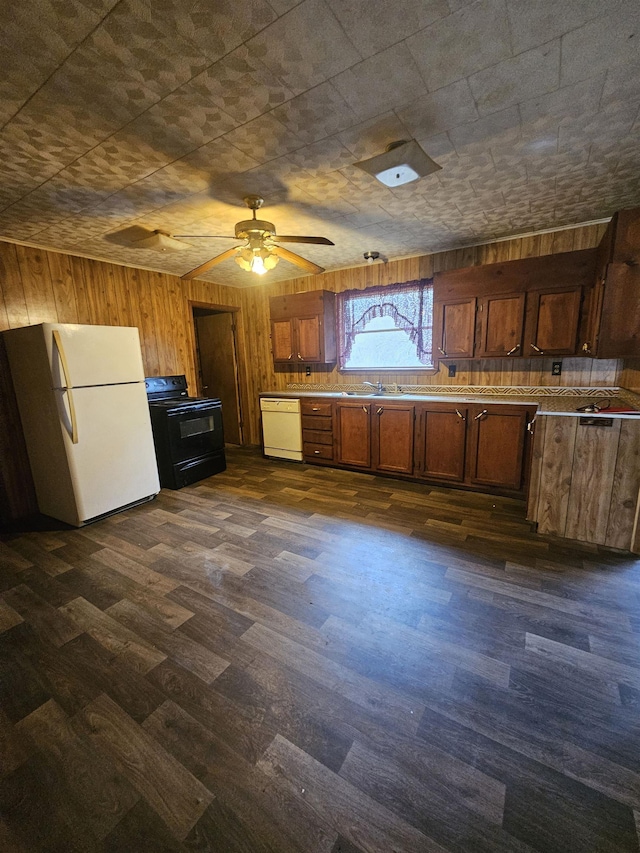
[44,323,146,388]
[55,382,160,524]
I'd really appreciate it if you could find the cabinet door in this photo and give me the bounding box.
[594,264,640,359]
[416,404,467,482]
[296,316,322,362]
[467,406,530,490]
[271,319,294,362]
[525,288,582,356]
[373,404,414,475]
[434,298,476,358]
[476,293,525,358]
[336,402,371,469]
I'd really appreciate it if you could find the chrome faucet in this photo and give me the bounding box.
[363,380,384,394]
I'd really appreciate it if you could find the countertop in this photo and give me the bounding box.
[259,388,640,419]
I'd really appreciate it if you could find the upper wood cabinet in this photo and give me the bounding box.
[476,292,525,358]
[269,290,336,364]
[433,249,596,361]
[433,297,476,358]
[524,286,583,357]
[581,207,640,358]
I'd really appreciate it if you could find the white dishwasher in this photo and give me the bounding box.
[260,398,303,461]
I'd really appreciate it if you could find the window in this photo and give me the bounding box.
[337,278,434,370]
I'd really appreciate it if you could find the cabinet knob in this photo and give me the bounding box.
[530,343,544,354]
[455,409,466,421]
[474,409,488,421]
[506,344,520,356]
[582,342,591,354]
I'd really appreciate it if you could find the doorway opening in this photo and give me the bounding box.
[191,305,244,446]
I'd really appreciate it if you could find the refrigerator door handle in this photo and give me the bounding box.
[52,330,79,444]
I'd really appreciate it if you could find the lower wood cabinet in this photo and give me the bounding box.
[301,396,535,498]
[467,405,534,491]
[336,401,372,468]
[335,400,416,474]
[416,402,536,495]
[301,399,334,463]
[416,403,468,483]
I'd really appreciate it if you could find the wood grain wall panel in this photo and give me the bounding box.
[526,416,547,522]
[605,420,640,550]
[565,419,621,544]
[535,416,577,536]
[620,360,640,394]
[46,252,79,324]
[0,243,29,328]
[69,255,92,325]
[15,245,58,325]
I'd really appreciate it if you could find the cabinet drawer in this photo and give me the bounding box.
[302,429,333,445]
[301,400,333,416]
[301,414,332,431]
[304,442,334,460]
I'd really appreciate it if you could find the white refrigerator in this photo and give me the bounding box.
[3,323,160,527]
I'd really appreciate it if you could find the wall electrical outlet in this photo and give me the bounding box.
[448,364,456,377]
[552,361,562,376]
[305,365,311,376]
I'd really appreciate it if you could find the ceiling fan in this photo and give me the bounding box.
[175,196,334,280]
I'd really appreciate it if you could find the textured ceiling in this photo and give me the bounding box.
[1,0,639,288]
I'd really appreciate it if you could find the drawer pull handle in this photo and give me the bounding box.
[527,418,536,434]
[287,353,293,359]
[376,407,383,415]
[530,343,544,354]
[506,344,520,356]
[455,409,466,421]
[298,353,303,360]
[582,342,591,354]
[474,409,488,421]
[438,347,446,356]
[312,407,319,411]
[314,450,321,454]
[362,405,369,412]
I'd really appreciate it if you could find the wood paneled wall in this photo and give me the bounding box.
[621,361,640,395]
[237,222,622,444]
[0,242,242,522]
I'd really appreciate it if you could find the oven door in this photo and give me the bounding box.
[166,404,224,463]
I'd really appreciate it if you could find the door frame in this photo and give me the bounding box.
[188,301,248,446]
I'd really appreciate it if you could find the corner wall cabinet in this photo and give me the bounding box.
[582,207,640,358]
[269,290,336,365]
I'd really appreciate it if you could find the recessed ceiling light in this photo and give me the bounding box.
[354,140,442,187]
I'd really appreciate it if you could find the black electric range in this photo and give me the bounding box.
[145,375,226,489]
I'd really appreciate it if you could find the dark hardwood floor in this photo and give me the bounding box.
[1,447,640,852]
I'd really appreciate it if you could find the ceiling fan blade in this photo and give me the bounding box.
[271,245,324,275]
[180,247,238,280]
[174,234,236,239]
[273,235,334,245]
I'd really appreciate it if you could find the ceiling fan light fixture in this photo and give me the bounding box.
[354,140,441,187]
[234,245,279,275]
